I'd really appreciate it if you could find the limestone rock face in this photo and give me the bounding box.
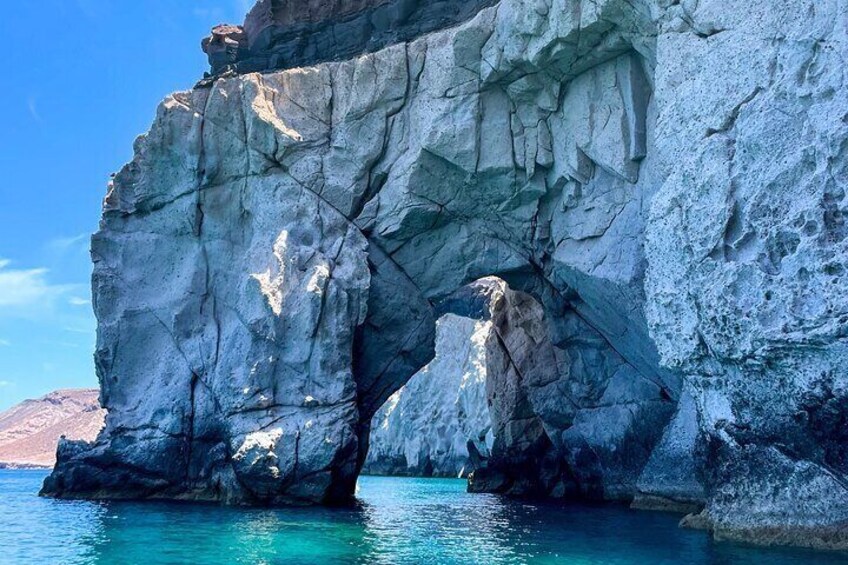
[45,0,848,550]
[363,314,492,477]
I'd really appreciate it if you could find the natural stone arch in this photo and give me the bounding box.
[43,0,848,549]
[359,277,560,483]
[46,1,673,506]
[357,272,679,502]
[362,312,495,478]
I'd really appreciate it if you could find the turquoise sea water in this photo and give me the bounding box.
[0,470,844,564]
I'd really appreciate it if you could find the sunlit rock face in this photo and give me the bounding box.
[363,314,493,478]
[45,0,848,550]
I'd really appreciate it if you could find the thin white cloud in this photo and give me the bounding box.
[0,381,13,388]
[0,264,53,307]
[47,233,89,254]
[0,339,9,347]
[69,297,91,306]
[43,340,81,349]
[27,96,43,123]
[64,326,94,335]
[0,259,85,313]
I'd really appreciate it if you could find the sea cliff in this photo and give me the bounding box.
[44,0,848,550]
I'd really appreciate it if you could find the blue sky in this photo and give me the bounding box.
[0,1,251,410]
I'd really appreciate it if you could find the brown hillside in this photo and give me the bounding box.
[0,389,105,468]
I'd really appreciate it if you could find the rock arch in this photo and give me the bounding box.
[359,274,678,503]
[45,0,848,550]
[362,312,495,478]
[47,14,672,501]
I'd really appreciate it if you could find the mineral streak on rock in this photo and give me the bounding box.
[46,0,848,550]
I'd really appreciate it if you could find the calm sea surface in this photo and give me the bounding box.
[0,469,844,564]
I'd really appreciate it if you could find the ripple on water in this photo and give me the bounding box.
[0,470,845,565]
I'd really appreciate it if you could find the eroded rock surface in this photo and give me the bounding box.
[366,276,673,496]
[455,278,674,501]
[46,0,848,550]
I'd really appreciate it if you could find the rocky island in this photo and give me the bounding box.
[42,0,848,552]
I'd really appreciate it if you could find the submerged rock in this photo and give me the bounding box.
[45,0,848,550]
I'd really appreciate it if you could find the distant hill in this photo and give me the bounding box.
[0,389,105,469]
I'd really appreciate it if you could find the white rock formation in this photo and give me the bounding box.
[44,0,848,550]
[363,314,492,477]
